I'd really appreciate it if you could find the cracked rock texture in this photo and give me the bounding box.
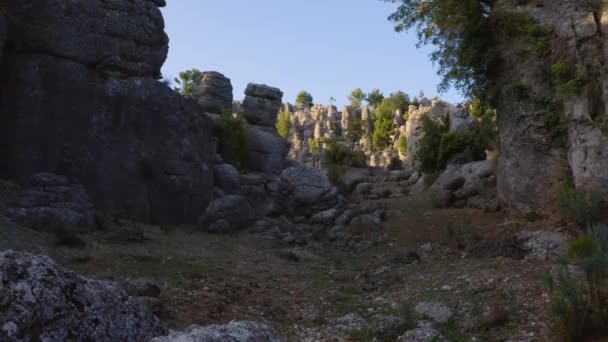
[0,250,166,342]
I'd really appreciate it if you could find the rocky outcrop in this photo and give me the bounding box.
[493,0,608,212]
[245,125,290,174]
[193,71,233,114]
[0,250,166,342]
[3,0,168,78]
[277,167,339,217]
[6,173,95,233]
[151,321,283,342]
[213,164,241,195]
[429,160,498,210]
[0,0,215,223]
[243,84,283,126]
[515,230,570,260]
[198,195,256,233]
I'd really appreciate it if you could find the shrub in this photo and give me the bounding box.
[218,111,248,169]
[372,99,396,151]
[559,182,606,227]
[387,157,403,171]
[437,132,472,167]
[308,138,321,156]
[275,110,292,139]
[296,91,314,107]
[546,226,608,341]
[323,139,366,167]
[417,115,444,173]
[346,118,363,144]
[398,135,408,156]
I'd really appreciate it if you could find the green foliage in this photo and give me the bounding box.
[417,115,445,173]
[547,227,608,341]
[309,138,321,156]
[386,0,498,102]
[173,69,202,97]
[559,183,606,228]
[365,88,385,106]
[550,60,585,98]
[217,111,248,169]
[398,134,408,156]
[323,139,366,167]
[296,91,314,107]
[387,91,411,114]
[411,97,420,108]
[348,88,365,108]
[275,110,292,139]
[372,99,397,151]
[437,132,472,167]
[346,118,363,143]
[496,11,548,54]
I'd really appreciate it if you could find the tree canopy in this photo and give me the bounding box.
[385,0,497,103]
[174,69,202,97]
[348,88,365,108]
[296,91,314,107]
[365,89,385,107]
[372,99,396,151]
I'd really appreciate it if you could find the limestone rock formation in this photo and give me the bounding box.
[151,321,283,342]
[198,195,256,233]
[0,250,166,342]
[243,83,283,126]
[6,173,95,233]
[429,160,497,210]
[213,164,241,195]
[245,125,290,174]
[193,71,233,113]
[277,166,339,216]
[3,0,168,78]
[493,0,608,212]
[0,0,215,223]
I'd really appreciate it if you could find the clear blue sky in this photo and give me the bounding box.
[160,0,463,107]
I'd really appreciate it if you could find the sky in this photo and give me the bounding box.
[160,0,464,107]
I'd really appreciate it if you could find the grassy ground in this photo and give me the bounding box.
[0,181,561,341]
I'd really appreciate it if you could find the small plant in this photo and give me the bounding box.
[559,182,606,228]
[546,226,608,341]
[275,110,292,139]
[217,111,248,169]
[399,135,408,156]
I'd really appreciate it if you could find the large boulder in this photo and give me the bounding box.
[3,0,168,78]
[198,195,256,233]
[0,55,215,223]
[193,71,233,114]
[429,160,495,208]
[6,173,95,233]
[243,83,283,126]
[0,250,166,342]
[151,321,282,342]
[245,125,290,174]
[213,164,240,195]
[278,167,339,216]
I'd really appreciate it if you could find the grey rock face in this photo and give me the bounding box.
[245,125,290,174]
[213,164,241,195]
[515,230,570,260]
[243,83,283,127]
[0,250,166,342]
[4,0,168,78]
[0,13,5,62]
[494,0,608,212]
[151,321,283,342]
[6,173,95,233]
[245,83,283,102]
[193,71,233,114]
[0,55,215,224]
[198,195,256,233]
